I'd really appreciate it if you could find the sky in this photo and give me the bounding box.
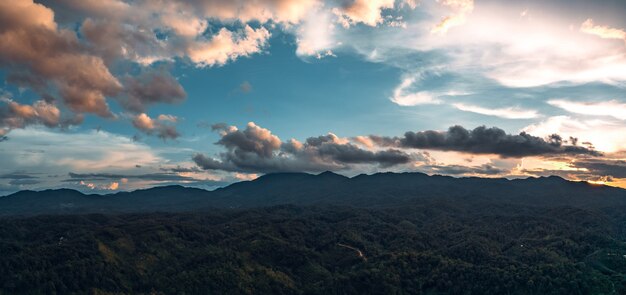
[1,0,626,194]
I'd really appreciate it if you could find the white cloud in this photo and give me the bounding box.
[359,2,626,88]
[295,7,337,57]
[548,99,626,120]
[390,76,442,106]
[431,0,474,34]
[0,127,162,171]
[333,0,395,28]
[452,103,540,119]
[523,116,626,153]
[187,25,271,67]
[581,19,626,43]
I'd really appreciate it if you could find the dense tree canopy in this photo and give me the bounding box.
[1,201,626,294]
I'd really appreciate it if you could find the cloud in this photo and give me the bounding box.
[193,122,599,174]
[333,0,395,28]
[132,113,180,140]
[0,172,38,180]
[431,0,474,34]
[452,103,540,119]
[0,0,302,136]
[570,158,626,178]
[369,125,600,158]
[390,76,441,106]
[120,70,186,113]
[548,99,626,120]
[169,0,318,24]
[523,116,626,153]
[366,2,626,89]
[0,127,162,171]
[0,96,86,136]
[1,99,59,128]
[213,122,282,158]
[67,171,224,184]
[194,122,412,173]
[0,0,122,118]
[580,19,626,43]
[424,163,505,176]
[157,114,178,123]
[187,25,271,67]
[8,178,41,186]
[295,6,337,57]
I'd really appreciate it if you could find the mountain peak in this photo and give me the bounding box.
[317,171,347,179]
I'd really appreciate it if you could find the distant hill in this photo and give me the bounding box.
[1,172,625,216]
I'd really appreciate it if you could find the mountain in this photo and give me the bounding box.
[1,172,625,216]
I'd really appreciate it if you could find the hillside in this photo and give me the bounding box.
[1,204,626,294]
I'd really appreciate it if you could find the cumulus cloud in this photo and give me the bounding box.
[296,7,337,57]
[333,0,395,28]
[0,97,85,136]
[193,122,600,174]
[187,25,271,67]
[193,122,412,173]
[120,70,186,113]
[0,0,122,118]
[132,113,180,140]
[368,125,600,158]
[1,99,59,128]
[213,122,282,158]
[452,103,540,119]
[1,0,319,136]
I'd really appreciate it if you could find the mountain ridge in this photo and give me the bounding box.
[1,171,625,216]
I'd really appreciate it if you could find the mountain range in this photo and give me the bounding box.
[2,171,625,216]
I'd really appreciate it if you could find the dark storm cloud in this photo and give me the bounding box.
[369,125,600,158]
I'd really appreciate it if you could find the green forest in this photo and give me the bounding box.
[2,201,626,294]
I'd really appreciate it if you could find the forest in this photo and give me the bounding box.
[2,199,626,294]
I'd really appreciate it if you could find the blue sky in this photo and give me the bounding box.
[1,0,626,193]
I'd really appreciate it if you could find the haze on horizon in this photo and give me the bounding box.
[1,0,626,194]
